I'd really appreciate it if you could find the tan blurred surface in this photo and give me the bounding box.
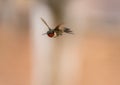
[0,26,30,85]
[0,0,31,84]
[1,0,120,85]
[81,30,120,85]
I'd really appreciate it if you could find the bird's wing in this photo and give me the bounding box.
[54,24,64,31]
[40,17,51,30]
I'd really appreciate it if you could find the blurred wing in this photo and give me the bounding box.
[54,24,73,34]
[54,24,65,32]
[40,17,51,30]
[53,24,63,36]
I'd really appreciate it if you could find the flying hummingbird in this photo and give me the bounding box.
[41,18,73,38]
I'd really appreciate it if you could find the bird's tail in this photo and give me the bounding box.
[63,28,73,34]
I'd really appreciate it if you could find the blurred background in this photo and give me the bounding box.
[0,0,120,85]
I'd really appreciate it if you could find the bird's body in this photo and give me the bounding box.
[41,18,73,38]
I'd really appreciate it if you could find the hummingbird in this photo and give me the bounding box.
[41,18,73,38]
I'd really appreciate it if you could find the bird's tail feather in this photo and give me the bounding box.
[63,28,73,34]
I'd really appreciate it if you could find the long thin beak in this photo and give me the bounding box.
[42,33,47,35]
[40,17,51,30]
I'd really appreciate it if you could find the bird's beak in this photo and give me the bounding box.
[42,33,47,35]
